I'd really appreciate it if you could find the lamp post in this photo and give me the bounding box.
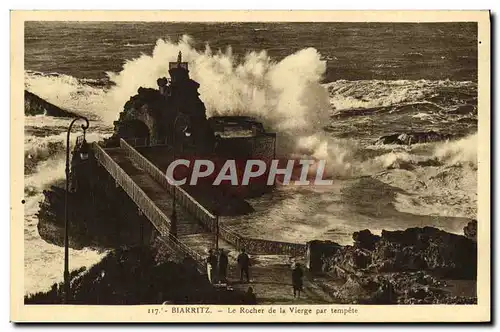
[64,116,89,304]
[215,214,219,250]
[170,114,191,237]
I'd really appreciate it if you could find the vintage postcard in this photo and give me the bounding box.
[11,10,490,323]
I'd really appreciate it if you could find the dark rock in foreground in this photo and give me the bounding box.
[25,90,78,117]
[330,271,476,304]
[371,227,476,278]
[308,225,477,304]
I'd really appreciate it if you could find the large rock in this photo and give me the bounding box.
[463,220,477,242]
[111,77,215,152]
[25,90,78,117]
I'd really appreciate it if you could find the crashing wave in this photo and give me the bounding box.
[24,36,478,183]
[24,131,106,178]
[434,133,477,167]
[24,134,66,175]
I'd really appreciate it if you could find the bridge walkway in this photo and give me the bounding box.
[105,147,220,242]
[95,142,335,304]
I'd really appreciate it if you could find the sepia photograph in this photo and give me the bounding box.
[10,10,490,322]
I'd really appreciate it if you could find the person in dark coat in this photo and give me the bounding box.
[292,263,304,298]
[206,249,218,284]
[237,248,250,283]
[218,249,229,283]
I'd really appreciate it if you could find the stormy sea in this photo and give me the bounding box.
[24,22,478,295]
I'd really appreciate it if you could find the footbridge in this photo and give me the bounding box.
[92,138,334,303]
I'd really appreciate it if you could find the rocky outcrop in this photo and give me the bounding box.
[375,131,452,145]
[463,219,477,242]
[25,90,78,117]
[353,229,380,251]
[111,76,215,152]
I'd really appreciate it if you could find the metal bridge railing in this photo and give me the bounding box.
[120,139,219,231]
[94,142,171,235]
[119,138,247,250]
[93,142,207,272]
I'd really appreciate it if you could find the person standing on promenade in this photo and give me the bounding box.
[218,249,229,283]
[292,263,304,298]
[237,248,251,283]
[206,249,218,284]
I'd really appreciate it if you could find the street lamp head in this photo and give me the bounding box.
[182,126,192,137]
[79,140,89,161]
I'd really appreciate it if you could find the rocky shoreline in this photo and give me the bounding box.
[308,221,477,304]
